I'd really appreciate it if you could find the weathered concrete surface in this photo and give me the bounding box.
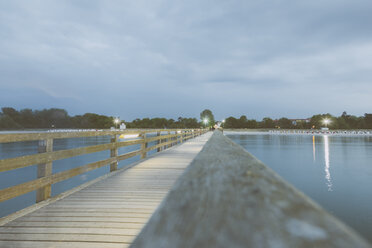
[131,130,371,248]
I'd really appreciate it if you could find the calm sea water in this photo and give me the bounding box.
[226,132,372,242]
[0,132,161,218]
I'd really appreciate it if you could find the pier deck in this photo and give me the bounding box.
[0,132,212,248]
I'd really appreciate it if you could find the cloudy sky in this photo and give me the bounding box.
[1,0,372,121]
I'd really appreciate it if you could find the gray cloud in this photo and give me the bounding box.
[1,0,372,121]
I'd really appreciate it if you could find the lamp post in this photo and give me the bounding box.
[114,118,120,129]
[203,118,208,127]
[323,119,330,128]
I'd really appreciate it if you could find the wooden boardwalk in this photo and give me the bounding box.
[0,132,212,248]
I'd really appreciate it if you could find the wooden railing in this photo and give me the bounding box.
[0,129,208,206]
[131,130,371,248]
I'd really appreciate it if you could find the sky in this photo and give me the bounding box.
[1,0,372,121]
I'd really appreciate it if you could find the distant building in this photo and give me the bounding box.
[289,118,311,126]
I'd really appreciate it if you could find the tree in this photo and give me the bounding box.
[200,109,215,127]
[238,115,248,128]
[224,116,238,128]
[310,114,335,129]
[261,117,275,128]
[0,115,22,129]
[1,107,19,118]
[365,114,372,129]
[278,118,293,129]
[246,119,258,128]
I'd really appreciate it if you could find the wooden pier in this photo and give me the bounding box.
[0,129,210,247]
[1,129,370,248]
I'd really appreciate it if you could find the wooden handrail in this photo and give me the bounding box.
[0,129,208,207]
[0,129,197,143]
[131,130,371,248]
[0,139,143,172]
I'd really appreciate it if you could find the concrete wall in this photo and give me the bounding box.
[131,130,371,248]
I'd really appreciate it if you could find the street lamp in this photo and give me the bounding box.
[114,118,120,129]
[323,119,331,127]
[203,118,208,127]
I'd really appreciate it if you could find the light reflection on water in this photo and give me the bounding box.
[227,133,372,243]
[312,136,316,162]
[323,135,332,191]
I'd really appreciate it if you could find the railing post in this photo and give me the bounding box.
[110,134,118,172]
[167,131,171,148]
[140,132,147,159]
[36,138,53,203]
[157,131,161,152]
[180,130,184,143]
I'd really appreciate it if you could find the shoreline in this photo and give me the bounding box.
[224,129,372,136]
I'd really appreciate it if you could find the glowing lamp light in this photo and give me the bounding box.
[323,119,330,125]
[323,118,331,127]
[113,118,120,129]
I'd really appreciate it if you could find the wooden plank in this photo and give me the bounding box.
[65,196,164,200]
[117,150,141,161]
[0,177,50,202]
[48,204,160,208]
[110,135,118,172]
[68,190,167,194]
[156,131,161,152]
[0,233,135,243]
[48,200,164,205]
[5,222,145,229]
[0,241,128,248]
[57,201,162,205]
[27,212,151,218]
[146,139,178,152]
[71,192,168,195]
[14,216,150,223]
[116,139,143,148]
[0,157,115,202]
[61,198,163,202]
[36,205,156,209]
[50,157,115,185]
[139,133,147,159]
[36,139,53,202]
[0,139,142,172]
[145,133,176,143]
[0,227,140,235]
[33,208,156,214]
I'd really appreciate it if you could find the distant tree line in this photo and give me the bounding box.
[0,107,200,130]
[126,117,199,129]
[223,112,372,129]
[1,107,371,130]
